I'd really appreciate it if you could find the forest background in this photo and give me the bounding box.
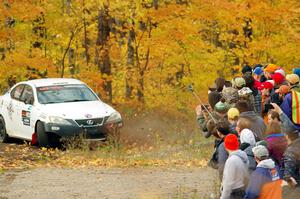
[1,0,300,117]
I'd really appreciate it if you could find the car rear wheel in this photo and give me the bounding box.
[36,121,50,147]
[0,116,10,143]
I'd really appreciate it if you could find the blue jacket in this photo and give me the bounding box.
[244,159,281,199]
[281,88,300,131]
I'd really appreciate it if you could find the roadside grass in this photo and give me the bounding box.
[0,129,214,170]
[0,108,215,170]
[52,131,214,168]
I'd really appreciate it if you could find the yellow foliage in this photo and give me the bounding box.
[0,0,299,110]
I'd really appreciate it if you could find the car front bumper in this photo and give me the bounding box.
[44,119,122,140]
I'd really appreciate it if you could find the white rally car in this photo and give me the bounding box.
[0,78,122,146]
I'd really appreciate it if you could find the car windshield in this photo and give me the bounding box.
[36,84,99,104]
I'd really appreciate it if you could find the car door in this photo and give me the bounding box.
[6,84,25,137]
[16,85,36,140]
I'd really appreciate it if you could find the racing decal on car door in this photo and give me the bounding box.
[7,102,14,120]
[21,110,31,126]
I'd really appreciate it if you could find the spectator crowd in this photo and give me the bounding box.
[195,64,300,199]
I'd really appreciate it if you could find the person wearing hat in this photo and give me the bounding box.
[293,68,300,78]
[270,85,290,106]
[253,67,264,83]
[242,65,253,75]
[271,72,286,87]
[196,98,229,138]
[259,81,274,121]
[244,73,262,115]
[227,108,240,136]
[264,64,280,80]
[244,145,282,199]
[280,74,300,131]
[220,134,249,199]
[232,77,246,90]
[222,87,239,106]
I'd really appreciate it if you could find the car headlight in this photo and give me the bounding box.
[46,116,72,125]
[106,112,122,123]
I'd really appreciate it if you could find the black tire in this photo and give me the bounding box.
[0,116,10,143]
[36,121,49,147]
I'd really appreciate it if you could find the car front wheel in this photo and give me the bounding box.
[36,121,50,147]
[0,116,10,143]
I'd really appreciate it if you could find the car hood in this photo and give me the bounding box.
[39,101,116,119]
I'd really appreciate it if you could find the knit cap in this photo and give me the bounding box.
[252,145,269,159]
[264,64,279,73]
[286,74,300,85]
[242,65,252,75]
[224,134,239,151]
[227,108,240,120]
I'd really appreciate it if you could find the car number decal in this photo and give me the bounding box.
[7,102,14,120]
[21,110,31,126]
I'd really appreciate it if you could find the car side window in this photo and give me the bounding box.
[20,85,34,105]
[10,84,25,101]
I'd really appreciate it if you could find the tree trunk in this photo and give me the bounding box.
[95,7,112,102]
[137,70,144,102]
[126,27,135,99]
[83,4,90,66]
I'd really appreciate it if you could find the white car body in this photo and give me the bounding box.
[0,78,122,144]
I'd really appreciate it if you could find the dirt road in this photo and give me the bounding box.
[0,167,218,199]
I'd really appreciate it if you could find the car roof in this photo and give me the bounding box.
[21,78,85,87]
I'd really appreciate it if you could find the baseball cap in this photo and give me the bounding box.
[286,74,300,85]
[252,145,269,159]
[275,69,285,77]
[253,67,264,76]
[227,108,240,120]
[258,81,274,90]
[275,85,290,95]
[271,73,285,84]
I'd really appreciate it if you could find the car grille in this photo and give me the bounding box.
[75,118,105,127]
